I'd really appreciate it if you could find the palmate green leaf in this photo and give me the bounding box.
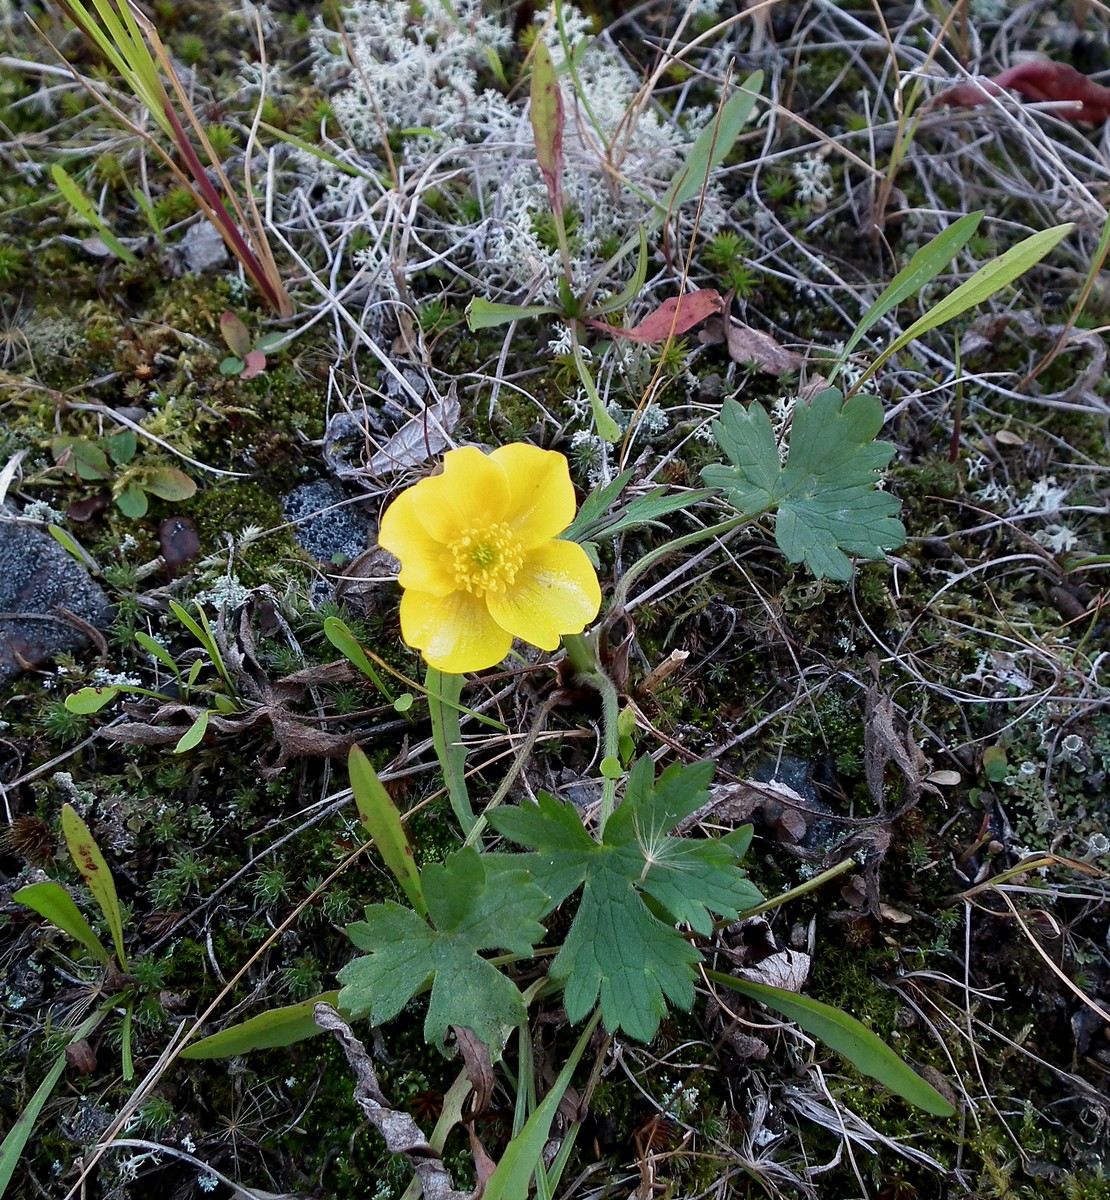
[488,758,761,1043]
[703,388,905,581]
[338,847,547,1050]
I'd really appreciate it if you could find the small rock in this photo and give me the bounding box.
[283,480,373,564]
[0,511,113,683]
[179,218,229,274]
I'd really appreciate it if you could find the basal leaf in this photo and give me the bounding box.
[61,803,127,968]
[219,310,252,358]
[836,211,983,374]
[858,223,1074,388]
[466,298,559,331]
[488,758,761,1042]
[706,972,956,1117]
[657,73,763,223]
[703,388,905,581]
[143,467,197,501]
[348,746,426,919]
[338,847,547,1049]
[530,40,564,216]
[13,881,111,966]
[65,686,120,714]
[180,992,343,1058]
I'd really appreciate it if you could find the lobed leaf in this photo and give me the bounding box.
[703,388,905,581]
[489,758,761,1042]
[338,847,547,1049]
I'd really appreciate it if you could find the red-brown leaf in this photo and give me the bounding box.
[586,289,721,343]
[935,60,1110,123]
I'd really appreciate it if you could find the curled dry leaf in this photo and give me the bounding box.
[586,289,721,343]
[933,60,1110,124]
[698,290,804,375]
[735,948,812,993]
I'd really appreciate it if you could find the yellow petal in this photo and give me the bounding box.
[489,445,577,547]
[486,539,601,651]
[413,447,510,543]
[377,486,455,597]
[400,588,513,673]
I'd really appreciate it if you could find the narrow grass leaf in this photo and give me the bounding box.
[12,881,111,966]
[858,223,1074,387]
[657,72,763,224]
[61,803,127,968]
[707,971,955,1116]
[348,746,426,919]
[180,992,343,1058]
[0,1010,105,1198]
[836,210,983,371]
[483,1010,602,1200]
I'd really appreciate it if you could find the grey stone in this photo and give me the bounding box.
[0,512,114,684]
[283,480,373,564]
[180,218,229,274]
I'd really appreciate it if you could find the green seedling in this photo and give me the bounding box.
[218,310,285,379]
[51,430,196,519]
[5,807,141,1196]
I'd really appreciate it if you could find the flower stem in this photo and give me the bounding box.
[426,668,476,836]
[561,632,621,836]
[610,512,761,614]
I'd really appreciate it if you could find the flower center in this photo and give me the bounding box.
[449,522,524,597]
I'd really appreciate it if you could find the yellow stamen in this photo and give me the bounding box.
[449,522,524,596]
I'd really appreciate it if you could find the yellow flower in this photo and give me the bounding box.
[378,444,602,673]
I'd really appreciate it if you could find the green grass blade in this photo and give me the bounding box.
[12,881,111,966]
[61,803,128,969]
[0,1010,105,1198]
[483,1009,602,1200]
[836,210,983,373]
[856,222,1074,390]
[50,165,138,264]
[706,971,955,1116]
[656,72,763,225]
[348,746,427,919]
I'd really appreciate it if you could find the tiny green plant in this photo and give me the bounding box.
[218,310,285,379]
[3,807,138,1197]
[51,429,196,518]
